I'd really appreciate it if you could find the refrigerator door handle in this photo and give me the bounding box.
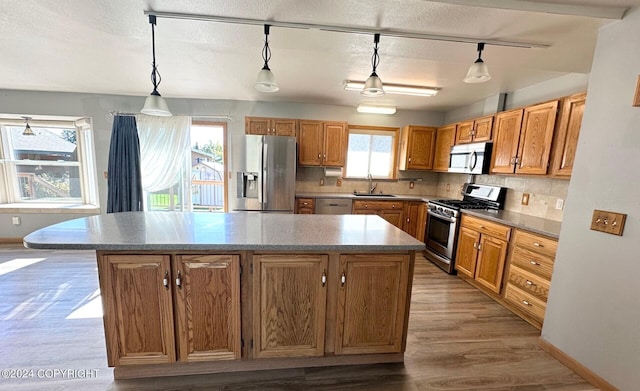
[262,141,268,206]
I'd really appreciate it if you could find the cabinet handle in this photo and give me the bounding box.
[318,153,321,160]
[522,300,532,306]
[321,270,327,287]
[408,157,412,162]
[477,243,482,251]
[303,202,308,206]
[525,280,535,286]
[473,242,477,249]
[530,260,540,266]
[479,225,485,229]
[175,271,182,288]
[533,242,543,247]
[163,271,169,289]
[323,153,326,159]
[341,272,346,287]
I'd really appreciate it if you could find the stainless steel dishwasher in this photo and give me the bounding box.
[314,198,352,214]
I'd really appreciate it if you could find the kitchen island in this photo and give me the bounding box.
[23,212,424,379]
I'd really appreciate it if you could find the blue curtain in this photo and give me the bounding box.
[107,115,144,213]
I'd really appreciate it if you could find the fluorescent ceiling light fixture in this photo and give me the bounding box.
[345,81,440,97]
[357,104,396,115]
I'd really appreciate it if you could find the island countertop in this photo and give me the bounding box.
[23,211,425,252]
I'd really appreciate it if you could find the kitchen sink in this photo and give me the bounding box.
[353,193,396,197]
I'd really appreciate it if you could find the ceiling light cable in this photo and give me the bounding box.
[254,24,280,92]
[362,33,384,97]
[141,15,172,116]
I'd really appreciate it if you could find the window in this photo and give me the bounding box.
[0,117,98,208]
[345,125,399,179]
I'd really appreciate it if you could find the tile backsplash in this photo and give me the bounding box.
[296,168,568,222]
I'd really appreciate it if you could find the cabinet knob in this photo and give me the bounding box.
[318,153,321,159]
[529,260,540,266]
[522,300,532,306]
[533,242,543,247]
[525,280,535,286]
[408,157,412,162]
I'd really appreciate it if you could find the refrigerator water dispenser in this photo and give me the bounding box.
[238,172,259,198]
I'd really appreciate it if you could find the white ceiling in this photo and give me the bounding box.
[1,0,639,112]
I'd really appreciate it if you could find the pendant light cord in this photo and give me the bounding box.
[261,24,272,70]
[476,42,485,61]
[371,33,380,74]
[149,15,162,95]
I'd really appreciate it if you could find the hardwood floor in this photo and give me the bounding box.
[0,245,597,391]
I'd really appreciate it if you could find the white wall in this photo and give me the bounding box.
[0,90,443,238]
[543,8,640,390]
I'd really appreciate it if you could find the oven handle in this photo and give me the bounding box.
[427,210,456,223]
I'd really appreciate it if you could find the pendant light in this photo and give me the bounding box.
[362,33,384,97]
[141,15,172,116]
[464,42,491,83]
[254,24,279,93]
[22,116,35,136]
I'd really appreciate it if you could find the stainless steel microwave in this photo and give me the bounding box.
[448,142,493,174]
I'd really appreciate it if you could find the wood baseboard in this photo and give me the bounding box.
[0,238,23,244]
[538,337,618,391]
[113,353,405,380]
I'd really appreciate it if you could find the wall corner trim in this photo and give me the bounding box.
[538,337,619,391]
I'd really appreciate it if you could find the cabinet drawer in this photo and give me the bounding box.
[352,200,403,211]
[510,246,555,280]
[513,230,557,257]
[296,198,315,208]
[504,284,547,322]
[460,215,511,240]
[508,265,551,302]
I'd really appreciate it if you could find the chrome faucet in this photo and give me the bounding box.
[367,173,377,194]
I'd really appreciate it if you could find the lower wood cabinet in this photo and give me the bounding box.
[403,201,427,240]
[252,254,328,358]
[455,215,511,294]
[352,200,405,229]
[336,254,410,355]
[295,198,315,214]
[99,253,241,366]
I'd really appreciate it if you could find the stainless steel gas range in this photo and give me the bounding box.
[424,183,506,274]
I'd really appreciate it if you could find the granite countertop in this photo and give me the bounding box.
[23,212,425,252]
[461,209,562,239]
[296,192,440,202]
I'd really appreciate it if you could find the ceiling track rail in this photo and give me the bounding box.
[144,10,549,49]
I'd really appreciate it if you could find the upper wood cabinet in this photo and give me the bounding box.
[335,254,410,355]
[245,117,297,136]
[491,100,559,175]
[398,126,437,170]
[253,254,328,358]
[432,124,457,172]
[455,115,494,144]
[550,92,586,177]
[298,120,347,167]
[99,253,242,367]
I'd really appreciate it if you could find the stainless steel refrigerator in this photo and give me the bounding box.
[231,135,296,213]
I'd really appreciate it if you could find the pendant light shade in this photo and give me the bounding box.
[255,24,279,93]
[362,34,385,97]
[22,116,35,136]
[141,15,172,116]
[464,42,491,83]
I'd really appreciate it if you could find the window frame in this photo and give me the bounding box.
[345,125,400,180]
[0,116,99,210]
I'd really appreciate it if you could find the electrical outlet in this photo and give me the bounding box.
[555,199,564,210]
[319,178,325,186]
[590,210,627,236]
[12,216,21,225]
[336,178,342,187]
[409,181,415,189]
[521,193,530,205]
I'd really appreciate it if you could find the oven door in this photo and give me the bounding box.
[424,211,457,260]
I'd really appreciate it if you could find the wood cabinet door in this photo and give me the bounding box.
[491,109,524,174]
[298,120,323,166]
[323,122,347,167]
[473,115,494,142]
[173,255,241,362]
[336,254,410,355]
[474,235,508,294]
[380,209,405,229]
[245,117,270,135]
[516,100,558,175]
[403,126,436,170]
[403,201,426,240]
[273,119,297,136]
[100,254,176,366]
[455,120,474,144]
[551,92,586,177]
[454,227,480,278]
[253,254,328,358]
[433,124,456,171]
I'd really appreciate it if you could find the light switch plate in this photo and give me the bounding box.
[590,210,627,236]
[521,193,529,205]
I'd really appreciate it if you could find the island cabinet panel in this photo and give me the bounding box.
[100,254,176,366]
[253,254,328,358]
[173,255,241,362]
[335,254,410,355]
